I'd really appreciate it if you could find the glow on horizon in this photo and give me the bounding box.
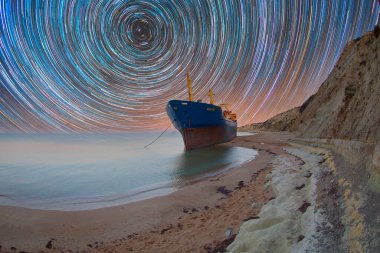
[0,0,379,133]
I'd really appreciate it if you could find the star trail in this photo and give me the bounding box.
[0,0,379,132]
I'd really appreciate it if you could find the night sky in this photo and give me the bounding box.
[0,0,379,132]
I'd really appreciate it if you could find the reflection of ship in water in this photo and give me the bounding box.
[172,145,235,180]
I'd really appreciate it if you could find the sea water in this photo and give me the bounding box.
[0,131,257,211]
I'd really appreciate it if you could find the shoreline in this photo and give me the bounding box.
[0,134,257,212]
[0,132,290,252]
[3,131,374,252]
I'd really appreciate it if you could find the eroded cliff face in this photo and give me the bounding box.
[238,107,300,132]
[240,28,380,144]
[292,29,380,143]
[234,28,380,253]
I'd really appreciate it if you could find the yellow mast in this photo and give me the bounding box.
[208,89,214,105]
[187,73,193,101]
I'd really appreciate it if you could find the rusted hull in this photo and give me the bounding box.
[166,100,237,150]
[181,123,237,150]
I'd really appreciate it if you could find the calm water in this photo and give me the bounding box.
[0,132,257,210]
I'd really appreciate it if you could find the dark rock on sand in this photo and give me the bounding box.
[297,235,305,242]
[295,184,305,190]
[242,216,260,221]
[237,180,245,189]
[46,239,53,249]
[160,224,174,234]
[304,172,312,178]
[204,234,237,253]
[298,202,311,213]
[182,207,199,213]
[216,186,232,195]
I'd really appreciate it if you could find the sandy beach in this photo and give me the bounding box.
[0,132,283,253]
[1,131,379,252]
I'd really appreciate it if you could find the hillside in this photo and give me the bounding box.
[240,27,380,144]
[231,27,380,253]
[238,107,300,132]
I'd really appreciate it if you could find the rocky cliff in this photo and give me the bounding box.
[240,27,380,144]
[238,107,300,132]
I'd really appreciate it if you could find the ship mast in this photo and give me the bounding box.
[187,73,193,101]
[208,89,214,105]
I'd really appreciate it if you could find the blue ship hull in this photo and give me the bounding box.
[166,100,237,150]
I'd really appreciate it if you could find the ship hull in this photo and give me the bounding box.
[166,100,237,150]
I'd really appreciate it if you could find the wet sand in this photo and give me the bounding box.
[1,132,378,252]
[0,132,295,253]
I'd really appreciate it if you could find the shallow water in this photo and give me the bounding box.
[0,131,257,210]
[237,132,256,137]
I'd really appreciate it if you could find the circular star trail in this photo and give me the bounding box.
[0,0,379,132]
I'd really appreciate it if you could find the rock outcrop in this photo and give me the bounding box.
[234,26,380,253]
[240,28,380,144]
[238,107,300,132]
